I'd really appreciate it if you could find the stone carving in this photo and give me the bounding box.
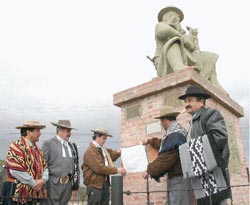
[126,105,141,119]
[150,6,224,90]
[226,120,241,174]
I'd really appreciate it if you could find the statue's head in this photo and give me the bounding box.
[158,6,184,23]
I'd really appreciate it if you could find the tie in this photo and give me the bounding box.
[63,141,69,158]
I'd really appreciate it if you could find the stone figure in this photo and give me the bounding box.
[152,6,224,90]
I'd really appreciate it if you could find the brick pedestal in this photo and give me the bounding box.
[113,67,249,205]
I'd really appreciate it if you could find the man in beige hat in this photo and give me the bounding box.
[141,107,190,205]
[41,120,79,205]
[3,120,48,205]
[82,128,126,205]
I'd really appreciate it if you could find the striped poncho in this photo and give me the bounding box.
[6,136,47,203]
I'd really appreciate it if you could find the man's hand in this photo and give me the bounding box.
[117,167,126,175]
[141,139,148,145]
[142,171,149,179]
[33,179,44,191]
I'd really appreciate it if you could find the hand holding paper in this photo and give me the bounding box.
[121,145,148,173]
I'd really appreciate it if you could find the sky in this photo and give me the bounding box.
[0,0,249,153]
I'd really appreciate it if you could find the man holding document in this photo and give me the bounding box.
[142,106,189,205]
[82,128,126,205]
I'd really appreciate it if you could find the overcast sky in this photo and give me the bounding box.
[0,0,249,135]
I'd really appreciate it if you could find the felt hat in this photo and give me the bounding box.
[178,85,211,100]
[51,120,76,130]
[154,106,180,119]
[16,120,46,129]
[90,127,113,137]
[158,6,184,22]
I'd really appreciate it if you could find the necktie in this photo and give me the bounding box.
[63,141,69,157]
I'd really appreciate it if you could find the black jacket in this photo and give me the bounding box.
[190,106,231,204]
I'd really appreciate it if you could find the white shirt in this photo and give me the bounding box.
[92,141,109,166]
[56,135,72,157]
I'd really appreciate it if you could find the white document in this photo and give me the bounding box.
[121,145,148,173]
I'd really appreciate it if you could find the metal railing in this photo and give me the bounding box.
[111,168,250,205]
[0,168,249,205]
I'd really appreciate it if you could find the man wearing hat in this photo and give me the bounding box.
[3,121,48,205]
[41,120,79,205]
[142,107,189,205]
[178,84,230,205]
[152,6,223,90]
[82,128,126,205]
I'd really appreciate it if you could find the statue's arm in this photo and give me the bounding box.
[155,22,182,40]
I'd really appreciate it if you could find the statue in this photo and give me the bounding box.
[151,6,224,90]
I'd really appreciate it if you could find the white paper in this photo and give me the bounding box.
[121,145,148,173]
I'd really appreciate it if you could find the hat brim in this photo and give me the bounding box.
[178,93,211,100]
[154,112,180,119]
[158,6,184,22]
[51,122,77,130]
[90,129,113,137]
[16,125,46,129]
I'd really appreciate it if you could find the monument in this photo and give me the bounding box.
[113,6,248,205]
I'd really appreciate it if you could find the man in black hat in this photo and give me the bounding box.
[178,84,230,205]
[42,120,80,205]
[142,107,189,205]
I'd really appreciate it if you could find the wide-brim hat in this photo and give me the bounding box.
[178,85,211,100]
[51,120,76,130]
[158,6,184,22]
[90,128,113,137]
[154,107,180,119]
[16,120,46,129]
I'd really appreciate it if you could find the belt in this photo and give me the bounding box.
[59,175,71,184]
[6,177,18,183]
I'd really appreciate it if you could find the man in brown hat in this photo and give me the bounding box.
[82,128,126,205]
[41,120,79,205]
[3,120,48,205]
[178,84,230,205]
[142,107,189,205]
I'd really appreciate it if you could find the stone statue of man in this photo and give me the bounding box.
[152,6,224,90]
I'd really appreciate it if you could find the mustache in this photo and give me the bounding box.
[185,105,192,110]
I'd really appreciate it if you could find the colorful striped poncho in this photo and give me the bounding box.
[6,136,47,203]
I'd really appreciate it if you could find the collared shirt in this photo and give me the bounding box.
[10,139,49,187]
[187,109,201,140]
[56,135,72,158]
[92,141,109,166]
